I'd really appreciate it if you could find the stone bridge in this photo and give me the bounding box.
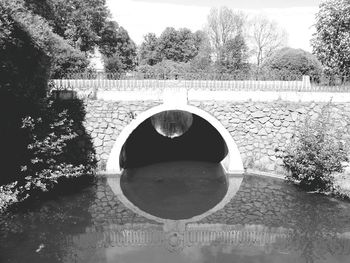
[53,78,350,174]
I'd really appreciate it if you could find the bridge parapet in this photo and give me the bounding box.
[53,78,315,92]
[51,77,350,103]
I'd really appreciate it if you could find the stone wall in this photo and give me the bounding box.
[192,101,350,172]
[84,100,161,169]
[84,99,350,172]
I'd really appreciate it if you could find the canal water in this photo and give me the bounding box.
[1,162,350,263]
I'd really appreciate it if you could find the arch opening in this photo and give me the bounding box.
[106,104,245,221]
[120,110,228,169]
[106,104,244,174]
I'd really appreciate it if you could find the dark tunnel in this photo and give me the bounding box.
[119,110,229,169]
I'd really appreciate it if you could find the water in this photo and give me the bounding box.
[1,163,350,263]
[120,161,228,219]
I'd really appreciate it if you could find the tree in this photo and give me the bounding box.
[0,0,54,99]
[189,31,213,72]
[311,0,350,77]
[50,0,110,53]
[156,27,203,63]
[262,47,323,80]
[249,15,287,68]
[215,34,250,75]
[139,33,160,66]
[206,6,246,59]
[99,21,137,72]
[50,39,90,78]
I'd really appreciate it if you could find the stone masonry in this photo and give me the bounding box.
[84,99,350,172]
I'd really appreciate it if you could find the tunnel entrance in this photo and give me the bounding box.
[118,110,230,219]
[106,105,245,220]
[120,110,228,169]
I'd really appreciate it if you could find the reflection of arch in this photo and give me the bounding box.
[106,104,244,174]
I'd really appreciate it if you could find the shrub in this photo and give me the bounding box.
[283,103,349,191]
[136,59,190,79]
[103,54,125,74]
[262,47,323,81]
[50,41,91,79]
[19,98,96,190]
[0,97,96,212]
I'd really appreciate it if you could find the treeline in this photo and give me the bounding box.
[93,6,330,82]
[103,4,349,83]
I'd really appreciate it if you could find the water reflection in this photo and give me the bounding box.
[1,174,350,262]
[120,161,229,220]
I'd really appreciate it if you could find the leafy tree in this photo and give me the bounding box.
[0,0,53,99]
[156,27,182,62]
[189,32,213,72]
[49,0,110,53]
[99,21,137,72]
[139,33,160,66]
[262,47,323,80]
[216,34,250,74]
[50,40,90,78]
[311,0,350,77]
[156,27,202,63]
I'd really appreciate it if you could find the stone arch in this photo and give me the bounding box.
[106,104,244,174]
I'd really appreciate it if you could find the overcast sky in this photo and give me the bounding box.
[106,0,323,51]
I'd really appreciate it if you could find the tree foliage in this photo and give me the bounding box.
[99,21,137,72]
[216,34,250,74]
[157,27,201,63]
[139,28,205,65]
[311,0,350,77]
[49,0,109,53]
[262,47,323,80]
[139,33,160,66]
[0,0,53,99]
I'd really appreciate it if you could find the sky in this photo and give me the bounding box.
[106,0,323,52]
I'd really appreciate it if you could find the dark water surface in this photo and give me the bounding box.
[1,162,350,263]
[121,161,228,219]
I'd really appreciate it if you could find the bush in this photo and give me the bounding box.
[19,98,96,189]
[50,41,91,79]
[262,47,323,81]
[0,97,96,212]
[103,54,126,74]
[283,103,349,191]
[136,59,190,79]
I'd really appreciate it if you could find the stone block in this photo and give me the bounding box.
[94,137,103,147]
[251,111,265,118]
[273,120,282,127]
[258,129,268,135]
[258,117,270,124]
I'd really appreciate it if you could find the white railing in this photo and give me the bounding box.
[51,78,320,92]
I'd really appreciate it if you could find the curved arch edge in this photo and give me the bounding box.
[106,104,244,174]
